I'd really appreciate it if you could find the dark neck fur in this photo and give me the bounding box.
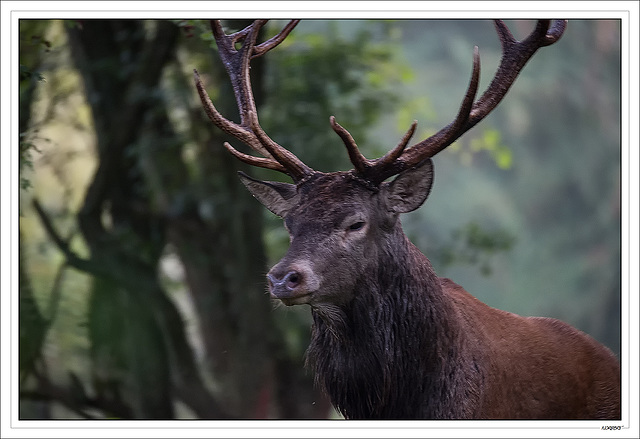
[305,229,474,419]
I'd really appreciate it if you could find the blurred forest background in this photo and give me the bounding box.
[18,19,621,419]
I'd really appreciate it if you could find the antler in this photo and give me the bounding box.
[333,19,567,185]
[196,19,566,186]
[194,20,314,182]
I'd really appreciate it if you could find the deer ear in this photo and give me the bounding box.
[238,171,299,217]
[382,159,434,214]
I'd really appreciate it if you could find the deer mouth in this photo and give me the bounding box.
[278,293,312,306]
[270,287,312,305]
[269,285,312,305]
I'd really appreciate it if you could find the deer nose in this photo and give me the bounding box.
[266,261,317,303]
[267,270,302,293]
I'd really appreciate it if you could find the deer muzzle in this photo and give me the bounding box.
[266,261,317,305]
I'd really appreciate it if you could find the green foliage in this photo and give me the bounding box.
[19,134,40,191]
[434,221,515,276]
[172,19,215,46]
[449,128,513,169]
[89,278,172,417]
[19,258,49,382]
[19,21,51,192]
[20,64,46,82]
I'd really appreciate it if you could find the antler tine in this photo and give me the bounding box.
[329,116,418,182]
[253,20,301,58]
[543,20,568,46]
[222,142,287,173]
[362,19,566,183]
[361,121,418,181]
[330,116,368,174]
[194,69,270,153]
[466,20,562,125]
[197,19,313,182]
[384,120,418,162]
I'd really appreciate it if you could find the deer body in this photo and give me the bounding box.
[443,279,620,419]
[312,259,621,419]
[195,19,620,419]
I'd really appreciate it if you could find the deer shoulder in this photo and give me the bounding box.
[441,277,620,419]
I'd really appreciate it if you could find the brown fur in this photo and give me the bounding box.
[442,278,620,419]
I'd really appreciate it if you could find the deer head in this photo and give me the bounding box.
[194,19,567,309]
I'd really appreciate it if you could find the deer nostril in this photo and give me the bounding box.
[284,271,301,289]
[267,270,303,291]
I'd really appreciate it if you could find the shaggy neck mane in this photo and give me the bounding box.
[305,228,471,419]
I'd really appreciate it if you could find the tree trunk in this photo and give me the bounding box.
[66,19,227,419]
[24,18,330,419]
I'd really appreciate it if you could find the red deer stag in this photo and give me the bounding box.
[194,20,620,419]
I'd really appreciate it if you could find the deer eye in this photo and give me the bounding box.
[348,221,365,231]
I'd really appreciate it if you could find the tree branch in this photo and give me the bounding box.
[31,199,97,275]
